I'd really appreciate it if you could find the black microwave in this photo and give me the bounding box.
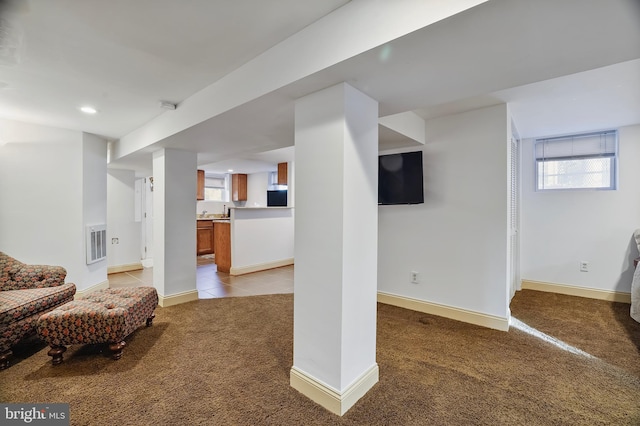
[267,190,287,207]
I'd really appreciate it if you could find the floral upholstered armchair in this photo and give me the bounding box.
[0,251,76,369]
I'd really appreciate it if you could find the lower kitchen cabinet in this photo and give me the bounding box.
[213,221,231,273]
[196,220,214,255]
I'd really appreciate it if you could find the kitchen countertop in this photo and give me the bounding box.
[230,207,293,209]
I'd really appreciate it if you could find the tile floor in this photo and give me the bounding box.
[107,256,294,299]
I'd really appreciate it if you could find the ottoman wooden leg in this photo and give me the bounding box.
[146,314,155,327]
[109,341,126,360]
[0,350,12,370]
[48,345,67,366]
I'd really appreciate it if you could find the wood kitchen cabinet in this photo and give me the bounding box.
[277,162,288,185]
[197,169,205,200]
[231,173,247,201]
[196,220,214,255]
[214,221,231,273]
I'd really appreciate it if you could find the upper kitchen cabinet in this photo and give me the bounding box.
[197,169,205,200]
[277,162,288,185]
[232,173,247,201]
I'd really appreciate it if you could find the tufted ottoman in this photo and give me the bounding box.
[36,287,158,365]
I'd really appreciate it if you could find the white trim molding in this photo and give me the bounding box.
[107,262,143,274]
[521,280,631,303]
[76,280,110,298]
[290,364,379,416]
[230,258,294,276]
[157,289,199,307]
[377,292,509,331]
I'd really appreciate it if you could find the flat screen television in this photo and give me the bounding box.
[267,190,288,207]
[378,151,424,205]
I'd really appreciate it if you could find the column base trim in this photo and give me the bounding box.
[521,280,631,303]
[158,289,199,307]
[290,364,379,416]
[377,291,509,331]
[230,258,294,276]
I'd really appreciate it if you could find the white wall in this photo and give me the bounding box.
[107,169,141,268]
[231,208,294,270]
[246,172,269,207]
[520,123,640,293]
[196,200,227,216]
[81,133,108,287]
[0,119,107,291]
[378,104,510,319]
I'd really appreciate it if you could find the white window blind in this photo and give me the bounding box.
[535,130,617,191]
[535,130,617,160]
[204,176,228,201]
[204,177,225,188]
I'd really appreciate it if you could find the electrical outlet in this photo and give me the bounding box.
[411,271,419,284]
[579,261,588,272]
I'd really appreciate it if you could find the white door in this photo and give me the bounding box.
[141,177,154,263]
[509,134,521,300]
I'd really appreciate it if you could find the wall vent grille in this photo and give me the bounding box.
[86,225,107,264]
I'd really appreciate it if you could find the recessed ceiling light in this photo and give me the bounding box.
[227,169,234,172]
[80,106,97,114]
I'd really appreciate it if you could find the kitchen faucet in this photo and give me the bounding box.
[201,210,207,217]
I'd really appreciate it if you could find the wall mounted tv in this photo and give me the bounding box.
[378,151,424,205]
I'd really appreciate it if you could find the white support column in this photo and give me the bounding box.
[152,148,199,307]
[291,83,379,416]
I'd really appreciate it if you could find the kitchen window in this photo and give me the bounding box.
[204,176,229,201]
[535,130,617,191]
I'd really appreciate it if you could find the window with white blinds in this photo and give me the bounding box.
[535,130,617,191]
[204,176,228,201]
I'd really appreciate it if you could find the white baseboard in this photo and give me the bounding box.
[158,289,199,307]
[230,258,294,276]
[76,280,110,298]
[377,291,509,331]
[141,258,153,268]
[290,364,379,416]
[107,262,143,274]
[521,280,631,303]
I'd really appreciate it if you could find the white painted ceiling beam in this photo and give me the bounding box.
[113,0,488,160]
[379,111,426,145]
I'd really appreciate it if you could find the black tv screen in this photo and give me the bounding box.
[267,190,287,207]
[378,151,424,205]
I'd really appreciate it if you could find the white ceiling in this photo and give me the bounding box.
[0,0,348,138]
[1,0,639,176]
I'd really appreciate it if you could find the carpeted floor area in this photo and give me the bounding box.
[1,290,639,425]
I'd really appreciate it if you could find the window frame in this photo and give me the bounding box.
[534,130,618,192]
